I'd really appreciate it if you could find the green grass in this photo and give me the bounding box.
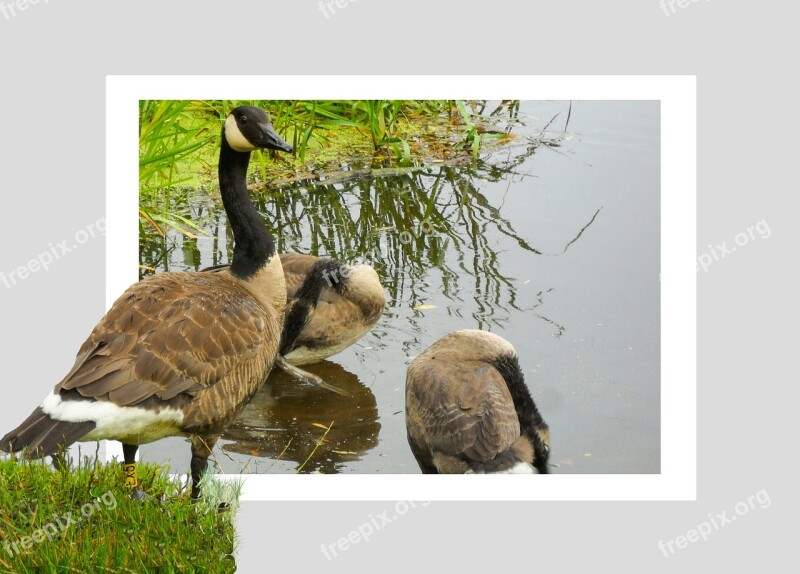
[139,100,518,239]
[0,455,239,573]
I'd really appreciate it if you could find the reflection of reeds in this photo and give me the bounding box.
[140,101,599,331]
[142,161,592,325]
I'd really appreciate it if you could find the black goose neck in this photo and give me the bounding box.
[278,259,345,355]
[218,135,275,279]
[491,354,548,447]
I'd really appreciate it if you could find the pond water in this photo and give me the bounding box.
[139,100,660,475]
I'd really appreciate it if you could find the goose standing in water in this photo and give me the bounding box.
[1,106,293,498]
[405,330,550,474]
[277,253,384,366]
[204,248,385,390]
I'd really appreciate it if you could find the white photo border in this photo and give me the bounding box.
[106,75,696,501]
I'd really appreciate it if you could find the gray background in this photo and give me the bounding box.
[0,0,791,571]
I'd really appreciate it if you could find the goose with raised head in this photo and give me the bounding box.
[405,330,550,474]
[1,106,293,498]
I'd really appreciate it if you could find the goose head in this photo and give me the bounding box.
[224,106,293,153]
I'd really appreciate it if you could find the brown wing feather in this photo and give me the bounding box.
[56,272,276,423]
[406,357,521,472]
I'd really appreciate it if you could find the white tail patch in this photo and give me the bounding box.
[41,392,185,445]
[464,462,538,474]
[502,461,536,474]
[465,461,535,474]
[224,115,256,152]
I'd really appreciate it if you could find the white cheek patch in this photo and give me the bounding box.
[225,115,257,152]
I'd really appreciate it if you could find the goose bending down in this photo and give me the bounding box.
[405,330,550,474]
[1,106,293,498]
[204,253,385,389]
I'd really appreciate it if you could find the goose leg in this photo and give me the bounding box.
[190,435,219,500]
[122,443,150,500]
[274,355,350,396]
[122,443,138,487]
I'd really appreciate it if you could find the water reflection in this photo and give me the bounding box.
[138,101,612,473]
[139,139,594,333]
[221,362,380,474]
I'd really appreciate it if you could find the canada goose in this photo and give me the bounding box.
[1,106,293,498]
[204,253,385,388]
[405,330,550,474]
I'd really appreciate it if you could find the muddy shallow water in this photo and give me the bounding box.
[140,100,660,474]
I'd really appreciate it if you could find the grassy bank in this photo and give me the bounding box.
[139,99,520,238]
[0,455,238,573]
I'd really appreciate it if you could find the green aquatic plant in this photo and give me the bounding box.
[139,100,494,239]
[139,100,217,238]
